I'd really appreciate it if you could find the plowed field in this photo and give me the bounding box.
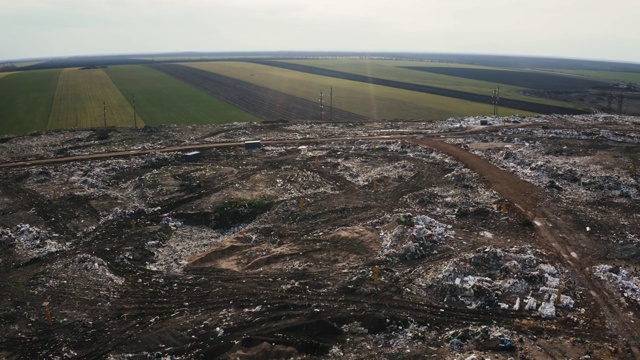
[151,64,367,122]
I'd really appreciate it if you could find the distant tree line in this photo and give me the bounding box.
[0,62,18,72]
[5,52,640,73]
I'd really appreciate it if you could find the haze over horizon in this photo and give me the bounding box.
[1,0,639,64]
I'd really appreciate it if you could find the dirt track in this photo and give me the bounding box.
[412,138,640,358]
[410,139,539,217]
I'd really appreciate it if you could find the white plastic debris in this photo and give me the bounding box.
[538,301,556,318]
[513,297,521,311]
[525,297,538,311]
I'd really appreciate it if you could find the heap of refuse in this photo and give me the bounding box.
[406,246,576,316]
[380,214,454,260]
[593,265,640,305]
[445,325,515,352]
[146,225,223,273]
[457,130,639,205]
[1,224,66,262]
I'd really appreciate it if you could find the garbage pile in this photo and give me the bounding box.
[437,115,535,131]
[69,254,125,287]
[35,254,127,296]
[326,319,435,359]
[0,224,66,262]
[146,225,223,273]
[445,325,515,352]
[406,246,576,315]
[22,152,180,198]
[593,265,640,305]
[268,166,339,200]
[463,135,639,204]
[372,320,430,352]
[437,114,640,133]
[336,158,416,186]
[380,214,454,260]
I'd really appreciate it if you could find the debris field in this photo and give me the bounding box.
[0,114,639,359]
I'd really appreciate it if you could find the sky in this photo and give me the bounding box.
[1,0,639,63]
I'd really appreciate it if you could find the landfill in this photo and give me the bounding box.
[0,114,638,359]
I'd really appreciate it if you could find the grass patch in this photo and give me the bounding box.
[48,68,142,130]
[0,69,60,136]
[551,70,640,85]
[185,61,533,120]
[405,66,607,90]
[105,65,259,126]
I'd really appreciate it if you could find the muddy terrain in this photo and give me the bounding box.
[0,114,638,359]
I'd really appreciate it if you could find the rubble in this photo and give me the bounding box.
[379,214,454,260]
[444,325,516,352]
[1,224,66,262]
[594,265,640,305]
[404,246,577,312]
[538,301,556,318]
[146,225,224,273]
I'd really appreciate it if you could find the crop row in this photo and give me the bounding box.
[151,64,368,122]
[252,61,588,115]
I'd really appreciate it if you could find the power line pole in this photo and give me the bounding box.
[492,86,500,116]
[103,101,107,128]
[617,93,624,114]
[319,90,324,120]
[133,94,137,128]
[330,86,333,121]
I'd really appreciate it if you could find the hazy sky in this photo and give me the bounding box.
[1,0,639,63]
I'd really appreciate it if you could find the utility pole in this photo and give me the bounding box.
[319,91,324,120]
[133,94,137,128]
[617,93,624,114]
[491,86,500,116]
[103,101,107,127]
[330,86,333,121]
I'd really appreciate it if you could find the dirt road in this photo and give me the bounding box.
[412,138,640,358]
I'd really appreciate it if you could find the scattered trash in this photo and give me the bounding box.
[405,246,577,312]
[380,214,454,260]
[594,265,640,305]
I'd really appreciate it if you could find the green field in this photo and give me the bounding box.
[0,69,60,136]
[551,70,640,84]
[404,66,605,90]
[105,65,259,125]
[2,57,630,136]
[185,61,533,120]
[48,68,143,130]
[282,59,582,109]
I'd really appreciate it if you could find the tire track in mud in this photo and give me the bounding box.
[411,138,640,358]
[73,272,607,359]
